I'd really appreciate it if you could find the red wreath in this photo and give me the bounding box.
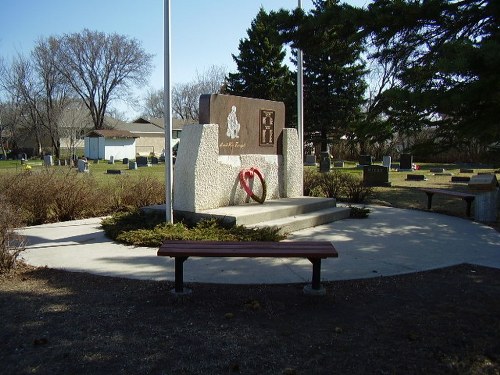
[239,167,267,204]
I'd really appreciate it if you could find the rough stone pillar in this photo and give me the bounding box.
[173,124,219,212]
[282,128,303,197]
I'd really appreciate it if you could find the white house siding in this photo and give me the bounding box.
[84,136,136,160]
[104,138,136,160]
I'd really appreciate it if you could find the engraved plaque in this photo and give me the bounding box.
[259,109,275,146]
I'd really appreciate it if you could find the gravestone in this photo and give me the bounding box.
[460,168,474,174]
[451,176,470,183]
[304,154,316,166]
[108,155,114,164]
[383,156,392,169]
[106,169,122,175]
[77,159,89,173]
[129,161,138,170]
[123,158,129,164]
[400,154,413,170]
[430,167,445,173]
[151,157,159,165]
[136,156,149,167]
[333,160,344,168]
[319,152,331,173]
[406,174,426,181]
[358,155,372,166]
[363,165,391,187]
[43,155,53,167]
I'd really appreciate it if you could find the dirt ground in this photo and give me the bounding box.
[1,263,499,375]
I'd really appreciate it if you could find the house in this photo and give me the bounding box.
[84,129,138,160]
[114,117,188,156]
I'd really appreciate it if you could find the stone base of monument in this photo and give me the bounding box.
[143,197,351,235]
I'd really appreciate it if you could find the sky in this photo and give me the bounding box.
[0,0,370,119]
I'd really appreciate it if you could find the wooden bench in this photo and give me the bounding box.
[157,240,338,294]
[420,188,475,217]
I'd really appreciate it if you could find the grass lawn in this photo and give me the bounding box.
[1,159,498,226]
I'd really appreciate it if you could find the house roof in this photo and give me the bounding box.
[130,117,189,130]
[86,129,138,139]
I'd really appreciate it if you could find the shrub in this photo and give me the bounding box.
[0,196,26,273]
[343,174,373,203]
[302,169,372,203]
[349,206,371,218]
[316,170,346,199]
[0,169,105,225]
[102,212,285,247]
[303,168,320,196]
[106,175,165,211]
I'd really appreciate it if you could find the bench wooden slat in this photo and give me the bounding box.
[420,188,474,198]
[420,188,475,217]
[158,240,338,259]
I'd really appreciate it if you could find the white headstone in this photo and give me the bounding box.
[109,155,114,164]
[383,156,391,168]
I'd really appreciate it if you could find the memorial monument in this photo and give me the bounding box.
[173,94,303,212]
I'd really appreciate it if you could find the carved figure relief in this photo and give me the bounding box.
[226,105,241,139]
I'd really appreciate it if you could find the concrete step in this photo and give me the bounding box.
[247,206,351,235]
[144,197,351,233]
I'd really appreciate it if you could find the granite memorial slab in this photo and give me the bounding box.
[136,156,149,167]
[304,154,316,166]
[451,176,470,183]
[400,154,413,170]
[199,94,285,156]
[359,155,372,166]
[406,174,426,181]
[363,165,391,187]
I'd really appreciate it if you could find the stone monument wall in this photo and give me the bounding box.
[173,124,302,212]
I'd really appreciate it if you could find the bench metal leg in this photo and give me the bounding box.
[311,259,322,290]
[304,258,326,296]
[174,256,188,293]
[425,192,434,210]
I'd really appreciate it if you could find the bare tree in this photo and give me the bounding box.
[50,29,153,129]
[1,56,46,156]
[170,65,227,122]
[143,88,164,119]
[57,101,93,159]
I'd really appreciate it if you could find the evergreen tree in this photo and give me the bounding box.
[295,0,367,152]
[226,8,295,126]
[365,0,500,156]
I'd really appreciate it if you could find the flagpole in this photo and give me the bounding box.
[297,0,304,165]
[164,0,173,223]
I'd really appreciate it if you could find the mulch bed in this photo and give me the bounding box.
[1,263,499,374]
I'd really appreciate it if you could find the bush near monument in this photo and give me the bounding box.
[303,169,373,203]
[101,211,285,247]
